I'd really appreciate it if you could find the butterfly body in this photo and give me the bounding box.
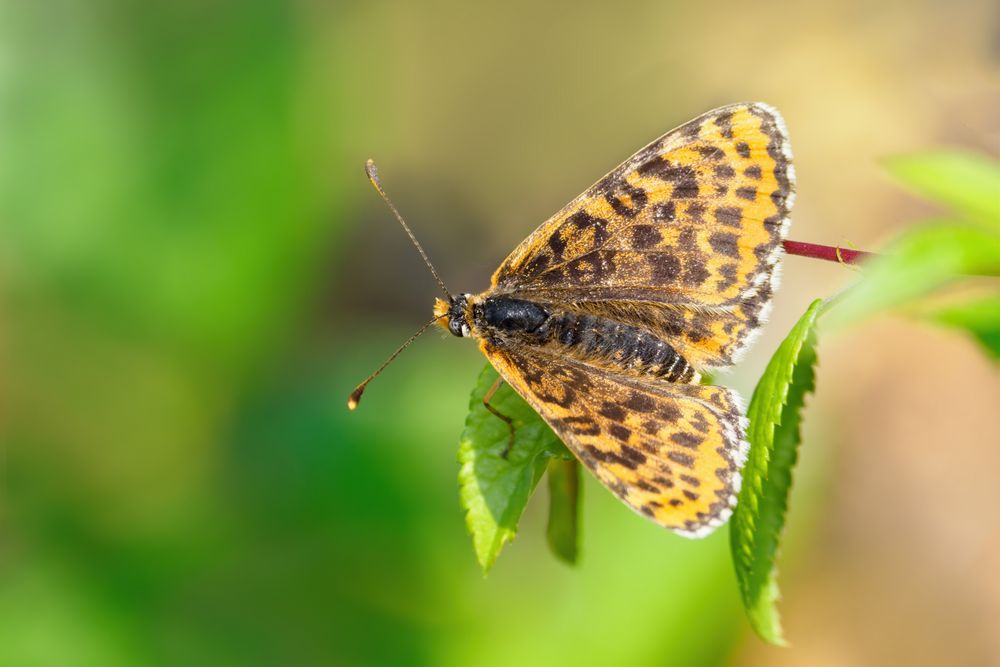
[438,294,698,384]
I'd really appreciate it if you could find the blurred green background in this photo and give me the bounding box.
[1,1,998,665]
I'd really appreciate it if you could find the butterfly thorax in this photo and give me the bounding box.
[437,293,697,384]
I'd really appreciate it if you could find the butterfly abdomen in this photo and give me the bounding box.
[478,296,695,383]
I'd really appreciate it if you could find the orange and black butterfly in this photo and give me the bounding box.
[350,103,794,538]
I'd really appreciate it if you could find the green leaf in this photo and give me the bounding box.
[730,298,823,645]
[826,221,1000,329]
[545,458,581,565]
[885,152,1000,228]
[922,295,1000,361]
[458,365,570,572]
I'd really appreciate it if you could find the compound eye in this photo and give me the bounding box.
[448,319,464,337]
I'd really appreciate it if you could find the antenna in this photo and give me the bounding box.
[347,315,444,410]
[365,159,452,299]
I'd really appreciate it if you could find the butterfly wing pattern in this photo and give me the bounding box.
[485,343,747,537]
[479,103,794,537]
[492,102,794,369]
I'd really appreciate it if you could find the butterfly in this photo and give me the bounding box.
[350,103,794,538]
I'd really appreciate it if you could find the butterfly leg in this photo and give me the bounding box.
[483,377,516,458]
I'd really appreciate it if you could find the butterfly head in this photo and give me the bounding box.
[434,294,472,337]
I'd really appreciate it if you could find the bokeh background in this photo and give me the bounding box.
[1,1,998,665]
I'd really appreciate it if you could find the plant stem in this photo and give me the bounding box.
[782,240,874,266]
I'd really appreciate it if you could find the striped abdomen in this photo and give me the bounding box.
[480,296,696,383]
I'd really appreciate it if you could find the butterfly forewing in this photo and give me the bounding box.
[483,341,748,536]
[491,103,794,369]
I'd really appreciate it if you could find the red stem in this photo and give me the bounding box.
[782,240,874,266]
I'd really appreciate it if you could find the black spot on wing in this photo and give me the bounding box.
[521,253,551,277]
[620,444,645,465]
[714,164,735,179]
[559,415,600,436]
[636,480,659,493]
[630,225,662,249]
[708,232,740,258]
[565,210,610,244]
[677,227,698,252]
[641,419,659,435]
[637,157,699,198]
[530,375,576,408]
[608,424,632,442]
[715,111,735,139]
[682,254,710,287]
[658,404,682,422]
[680,474,701,487]
[685,202,707,223]
[716,262,738,291]
[646,251,682,282]
[654,475,674,488]
[584,444,646,470]
[715,206,742,228]
[605,181,649,218]
[625,392,656,413]
[690,411,710,434]
[670,432,704,449]
[599,402,626,421]
[653,201,676,223]
[667,451,695,468]
[555,364,594,391]
[552,250,616,285]
[697,145,725,160]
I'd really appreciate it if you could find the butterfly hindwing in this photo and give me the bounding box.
[491,103,794,369]
[483,341,748,537]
